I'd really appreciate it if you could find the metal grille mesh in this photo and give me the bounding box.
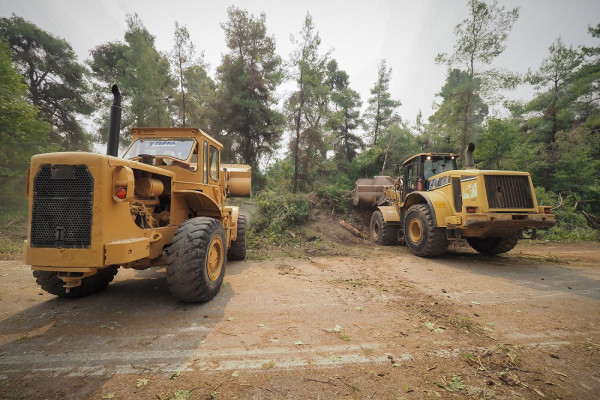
[484,175,533,209]
[31,164,94,248]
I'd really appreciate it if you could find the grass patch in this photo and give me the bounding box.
[0,208,27,259]
[448,315,474,331]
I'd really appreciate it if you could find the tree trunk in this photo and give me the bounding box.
[550,75,559,142]
[373,94,381,145]
[293,72,304,194]
[461,60,475,165]
[179,58,186,127]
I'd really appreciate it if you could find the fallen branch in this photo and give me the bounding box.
[240,383,276,392]
[339,220,365,239]
[552,193,564,210]
[215,330,237,336]
[582,210,599,230]
[305,377,336,385]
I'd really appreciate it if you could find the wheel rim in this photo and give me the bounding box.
[372,221,381,240]
[408,217,423,244]
[207,236,224,281]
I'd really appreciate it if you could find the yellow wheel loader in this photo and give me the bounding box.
[353,144,555,257]
[24,86,251,302]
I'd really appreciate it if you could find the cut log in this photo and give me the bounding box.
[339,220,365,239]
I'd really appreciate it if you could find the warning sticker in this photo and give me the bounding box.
[462,182,478,200]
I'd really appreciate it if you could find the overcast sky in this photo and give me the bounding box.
[1,0,599,126]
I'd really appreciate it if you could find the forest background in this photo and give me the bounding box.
[0,0,598,250]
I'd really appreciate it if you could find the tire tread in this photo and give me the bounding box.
[33,265,119,298]
[228,214,247,260]
[166,217,227,303]
[404,204,448,257]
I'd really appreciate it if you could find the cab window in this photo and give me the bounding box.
[405,164,416,192]
[203,141,208,184]
[209,145,219,181]
[189,145,198,171]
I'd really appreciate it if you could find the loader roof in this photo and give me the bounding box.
[130,127,223,149]
[402,152,458,167]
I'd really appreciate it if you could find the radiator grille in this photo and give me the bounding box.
[31,164,94,248]
[484,175,533,209]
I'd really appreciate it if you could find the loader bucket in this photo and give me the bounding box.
[353,176,396,208]
[223,164,252,197]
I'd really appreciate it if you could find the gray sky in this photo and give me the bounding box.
[1,0,599,126]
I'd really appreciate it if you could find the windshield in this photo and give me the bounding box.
[423,158,457,180]
[123,139,195,161]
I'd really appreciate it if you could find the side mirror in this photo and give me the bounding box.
[393,163,400,176]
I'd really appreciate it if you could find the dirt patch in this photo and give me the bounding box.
[1,220,599,399]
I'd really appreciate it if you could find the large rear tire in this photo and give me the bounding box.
[403,204,448,257]
[33,265,119,298]
[227,213,247,260]
[166,217,227,303]
[370,210,398,245]
[467,233,519,255]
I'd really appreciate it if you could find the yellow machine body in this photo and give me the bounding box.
[24,127,251,277]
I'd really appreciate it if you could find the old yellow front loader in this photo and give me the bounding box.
[24,85,251,302]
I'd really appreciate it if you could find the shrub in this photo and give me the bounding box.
[316,185,352,214]
[535,187,599,241]
[252,190,310,236]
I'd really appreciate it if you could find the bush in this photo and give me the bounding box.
[535,187,599,241]
[252,190,310,236]
[0,206,27,259]
[316,185,352,213]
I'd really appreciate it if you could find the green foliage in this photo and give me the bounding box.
[0,40,54,209]
[378,122,420,175]
[552,128,600,198]
[351,146,386,180]
[437,0,520,80]
[0,14,93,150]
[252,190,310,237]
[88,14,176,144]
[427,69,488,158]
[216,6,285,168]
[0,204,27,258]
[326,60,364,162]
[475,118,518,169]
[364,59,401,146]
[286,13,331,193]
[316,185,352,213]
[535,187,599,241]
[264,158,294,192]
[183,63,218,134]
[171,21,198,128]
[525,37,582,144]
[435,0,519,157]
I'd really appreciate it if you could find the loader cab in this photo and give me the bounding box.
[400,153,457,199]
[124,127,223,186]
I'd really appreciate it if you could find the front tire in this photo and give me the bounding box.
[166,217,227,303]
[370,210,398,245]
[467,233,519,255]
[33,265,119,298]
[228,213,247,260]
[403,204,448,257]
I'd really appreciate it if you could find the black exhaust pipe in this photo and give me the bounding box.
[106,85,121,157]
[465,142,475,169]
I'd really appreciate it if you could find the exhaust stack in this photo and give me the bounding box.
[464,142,475,169]
[106,85,121,157]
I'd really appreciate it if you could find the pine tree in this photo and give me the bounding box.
[364,60,400,146]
